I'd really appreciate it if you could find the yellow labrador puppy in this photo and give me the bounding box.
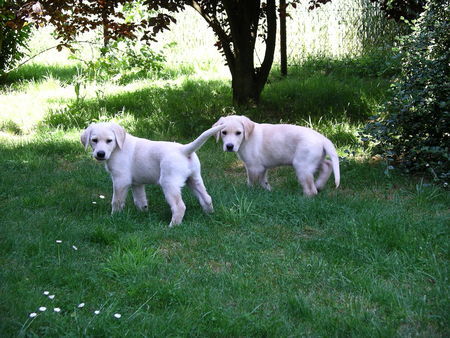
[81,122,224,226]
[213,115,340,196]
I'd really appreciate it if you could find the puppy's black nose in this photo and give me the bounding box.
[226,144,234,152]
[96,151,105,159]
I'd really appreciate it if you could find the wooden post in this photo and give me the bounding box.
[280,0,287,76]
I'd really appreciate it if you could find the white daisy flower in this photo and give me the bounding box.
[78,303,85,308]
[43,291,49,296]
[113,313,121,319]
[29,312,37,318]
[99,195,105,199]
[56,240,62,244]
[94,310,100,315]
[92,201,97,205]
[72,245,78,251]
[39,306,47,312]
[48,295,55,299]
[54,307,61,312]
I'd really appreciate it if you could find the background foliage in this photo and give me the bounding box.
[74,39,166,84]
[364,0,449,185]
[0,1,32,78]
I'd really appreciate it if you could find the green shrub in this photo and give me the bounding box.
[363,0,449,185]
[0,8,32,79]
[74,39,166,84]
[0,119,22,134]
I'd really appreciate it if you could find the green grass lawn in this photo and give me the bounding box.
[1,58,448,336]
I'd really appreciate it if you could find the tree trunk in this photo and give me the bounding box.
[231,69,260,106]
[101,1,110,52]
[190,0,277,106]
[225,0,277,106]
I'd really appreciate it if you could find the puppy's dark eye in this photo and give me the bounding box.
[222,131,227,135]
[106,139,112,144]
[92,138,98,143]
[236,131,242,136]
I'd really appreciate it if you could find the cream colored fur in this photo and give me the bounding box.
[213,115,340,196]
[81,122,223,226]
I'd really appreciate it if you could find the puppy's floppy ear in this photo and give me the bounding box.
[212,117,225,142]
[111,123,126,149]
[80,124,93,150]
[240,116,255,140]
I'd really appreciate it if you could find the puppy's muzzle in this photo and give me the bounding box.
[226,143,234,152]
[95,150,106,161]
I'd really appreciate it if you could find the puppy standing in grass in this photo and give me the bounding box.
[81,122,223,226]
[213,115,340,196]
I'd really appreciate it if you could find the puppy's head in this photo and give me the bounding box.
[80,122,126,161]
[213,115,254,152]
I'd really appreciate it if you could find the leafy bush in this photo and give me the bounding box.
[363,0,449,185]
[74,39,166,84]
[0,119,22,134]
[0,7,32,79]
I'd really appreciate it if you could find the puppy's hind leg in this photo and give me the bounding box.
[132,184,148,211]
[187,174,214,213]
[162,184,186,227]
[293,160,318,197]
[315,159,332,191]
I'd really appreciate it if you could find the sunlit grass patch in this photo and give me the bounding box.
[42,77,232,138]
[3,63,80,86]
[0,73,76,134]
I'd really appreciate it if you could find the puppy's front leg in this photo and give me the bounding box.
[245,166,258,187]
[132,184,148,211]
[111,179,130,213]
[246,166,271,191]
[259,169,272,191]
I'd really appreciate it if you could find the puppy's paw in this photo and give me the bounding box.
[168,212,184,227]
[136,204,148,212]
[111,201,125,213]
[203,204,214,214]
[168,219,181,228]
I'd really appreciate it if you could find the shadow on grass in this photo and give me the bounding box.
[262,66,391,123]
[3,61,388,149]
[41,74,381,148]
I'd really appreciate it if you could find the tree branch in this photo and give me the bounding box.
[188,0,235,72]
[259,0,277,83]
[4,40,102,74]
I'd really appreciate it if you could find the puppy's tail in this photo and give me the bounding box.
[324,138,340,188]
[181,125,225,155]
